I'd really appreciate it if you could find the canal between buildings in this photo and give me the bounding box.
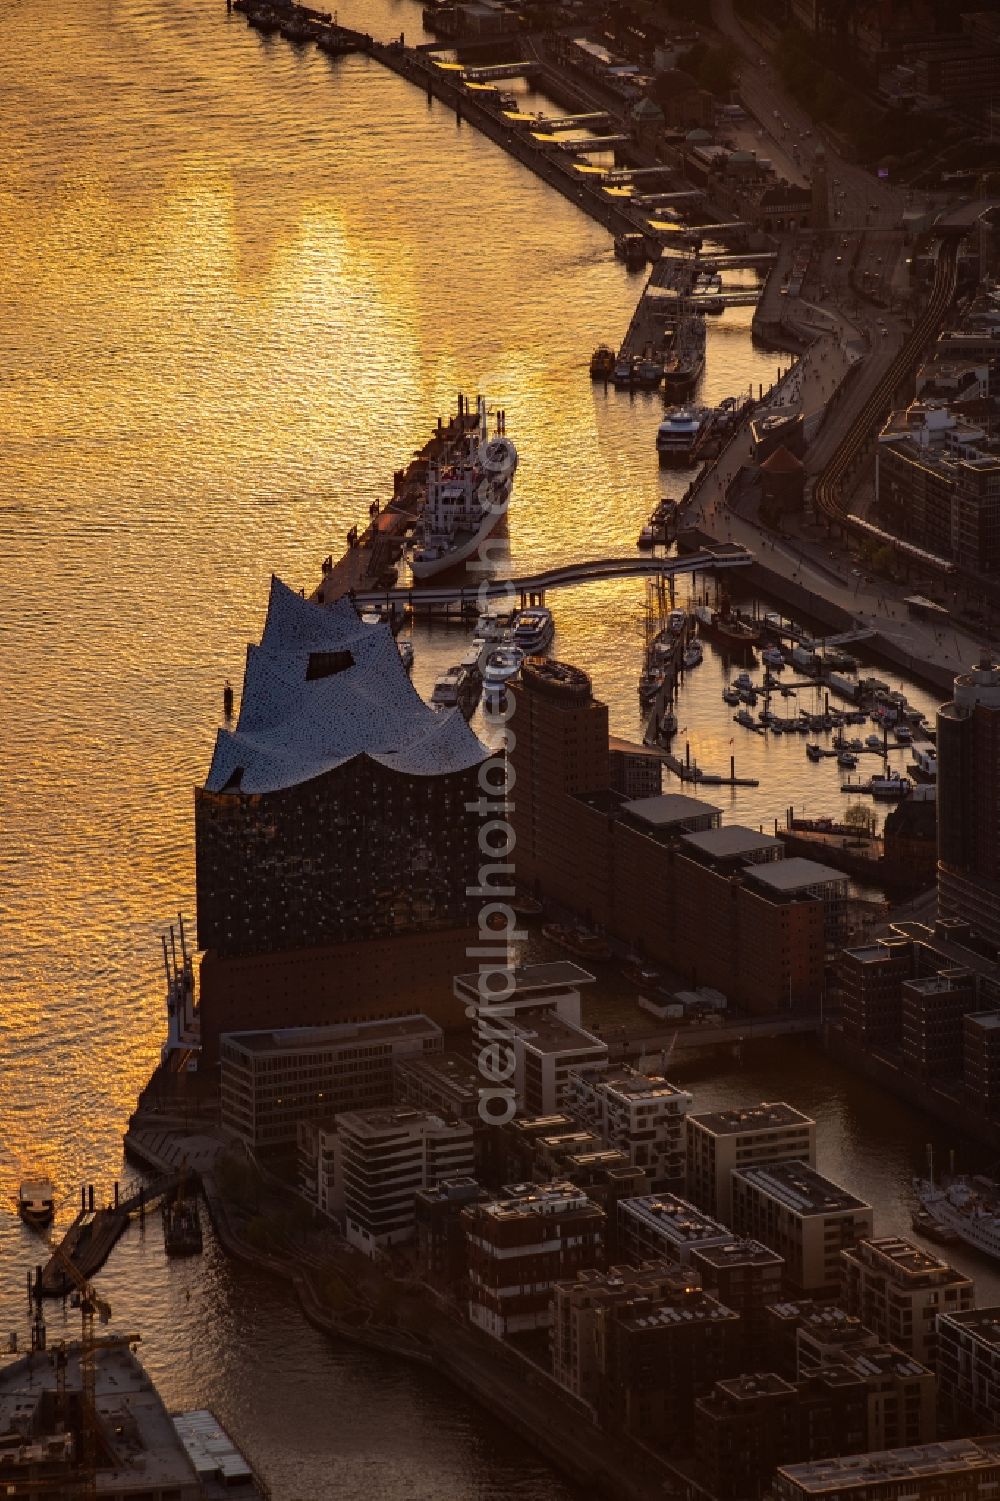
[0,0,978,1495]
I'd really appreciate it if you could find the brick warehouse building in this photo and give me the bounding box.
[509,659,828,1013]
[194,577,489,1058]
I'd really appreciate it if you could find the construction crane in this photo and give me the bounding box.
[46,1244,139,1495]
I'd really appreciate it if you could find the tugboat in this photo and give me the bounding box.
[590,345,615,381]
[163,1171,203,1257]
[18,1179,55,1228]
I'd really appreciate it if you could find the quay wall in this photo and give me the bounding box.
[369,43,642,239]
[824,1027,1000,1156]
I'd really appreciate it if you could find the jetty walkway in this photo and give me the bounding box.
[39,1172,183,1296]
[348,546,753,609]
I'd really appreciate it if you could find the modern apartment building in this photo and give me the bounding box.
[506,1011,608,1115]
[220,1013,443,1148]
[731,1162,873,1296]
[464,1182,606,1337]
[686,1102,817,1224]
[938,657,1000,947]
[618,1194,734,1267]
[842,1236,974,1365]
[337,1106,474,1255]
[937,1308,1000,1429]
[567,1067,692,1191]
[689,1238,784,1362]
[774,1438,1000,1501]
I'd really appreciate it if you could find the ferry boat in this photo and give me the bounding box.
[410,401,517,580]
[430,665,480,719]
[481,645,524,687]
[590,344,615,380]
[656,406,709,465]
[512,607,554,654]
[913,1175,1000,1261]
[18,1179,55,1228]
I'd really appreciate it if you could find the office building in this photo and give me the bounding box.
[842,1236,973,1365]
[937,1308,1000,1429]
[505,1011,608,1115]
[464,1182,606,1337]
[686,1102,817,1224]
[336,1106,474,1255]
[394,1049,483,1125]
[618,1193,734,1267]
[220,1013,442,1148]
[195,579,488,1056]
[964,1011,1000,1117]
[901,970,976,1081]
[568,1067,692,1191]
[774,1438,1000,1501]
[837,938,925,1048]
[731,1162,873,1296]
[608,737,662,799]
[938,657,1000,947]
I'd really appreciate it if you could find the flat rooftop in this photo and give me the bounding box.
[336,1105,462,1138]
[690,1237,784,1270]
[965,1010,1000,1031]
[939,1307,1000,1346]
[734,1161,870,1217]
[747,857,847,894]
[622,792,722,829]
[688,1101,814,1137]
[592,1069,691,1104]
[776,1438,1000,1494]
[223,1013,440,1054]
[454,960,595,1002]
[480,1181,603,1219]
[394,1049,480,1103]
[511,1011,607,1056]
[847,1235,966,1282]
[619,1193,733,1247]
[617,1292,738,1331]
[682,825,781,860]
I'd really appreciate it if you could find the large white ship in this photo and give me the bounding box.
[913,1174,1000,1260]
[410,400,517,580]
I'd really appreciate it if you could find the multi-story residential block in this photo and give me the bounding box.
[695,1372,800,1501]
[195,581,489,1055]
[600,1283,740,1444]
[837,938,922,1049]
[567,1067,692,1191]
[550,1261,695,1406]
[841,1237,973,1365]
[506,1011,608,1115]
[221,1013,442,1148]
[686,1102,817,1224]
[414,1176,490,1286]
[689,1238,784,1362]
[337,1106,474,1255]
[764,1301,877,1381]
[938,657,1000,947]
[900,970,976,1081]
[964,1011,1000,1117]
[464,1182,606,1337]
[937,1308,1000,1429]
[618,1193,733,1267]
[731,1162,873,1296]
[774,1438,1000,1501]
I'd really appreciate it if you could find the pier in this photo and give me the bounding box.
[38,1173,183,1296]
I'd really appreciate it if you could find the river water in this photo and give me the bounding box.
[0,0,981,1495]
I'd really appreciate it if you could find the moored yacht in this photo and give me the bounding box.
[482,644,524,687]
[656,405,709,465]
[430,665,481,720]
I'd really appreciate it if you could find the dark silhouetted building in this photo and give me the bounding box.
[938,656,1000,947]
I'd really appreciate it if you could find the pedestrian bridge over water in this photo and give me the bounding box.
[349,545,754,609]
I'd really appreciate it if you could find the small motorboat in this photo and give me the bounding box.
[837,751,858,768]
[590,344,615,381]
[658,707,678,741]
[806,743,823,761]
[682,641,703,670]
[762,646,784,669]
[397,639,414,673]
[18,1179,55,1228]
[722,687,740,705]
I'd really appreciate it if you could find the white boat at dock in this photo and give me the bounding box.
[913,1174,1000,1262]
[512,606,554,654]
[656,405,710,465]
[410,400,517,580]
[481,645,524,687]
[430,665,481,719]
